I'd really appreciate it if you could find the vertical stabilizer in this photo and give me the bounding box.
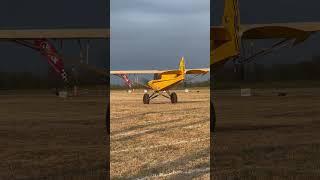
[222,0,240,52]
[211,0,241,66]
[179,57,186,74]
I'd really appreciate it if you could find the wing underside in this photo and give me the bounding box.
[185,69,210,74]
[0,29,109,39]
[110,70,165,75]
[111,68,209,75]
[240,22,320,44]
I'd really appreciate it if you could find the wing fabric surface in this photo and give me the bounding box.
[186,68,209,75]
[110,70,164,75]
[0,29,109,39]
[240,22,320,45]
[111,69,209,75]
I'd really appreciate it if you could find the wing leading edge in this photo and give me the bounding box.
[0,28,110,39]
[240,22,320,45]
[110,68,210,75]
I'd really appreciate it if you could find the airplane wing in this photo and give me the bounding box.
[159,68,210,75]
[160,70,182,75]
[240,22,320,45]
[0,28,109,39]
[185,68,210,74]
[110,68,209,90]
[111,68,210,75]
[110,70,165,74]
[0,29,108,83]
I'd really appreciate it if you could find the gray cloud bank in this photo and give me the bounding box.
[111,0,210,70]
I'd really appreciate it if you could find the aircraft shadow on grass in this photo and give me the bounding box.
[116,147,210,179]
[114,119,209,142]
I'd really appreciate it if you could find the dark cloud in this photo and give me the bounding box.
[112,1,208,17]
[212,0,320,24]
[0,0,108,28]
[0,0,109,74]
[111,0,209,70]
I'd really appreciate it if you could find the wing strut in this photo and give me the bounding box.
[13,39,68,83]
[239,38,293,64]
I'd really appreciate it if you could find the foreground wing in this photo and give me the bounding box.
[240,22,320,44]
[0,28,109,39]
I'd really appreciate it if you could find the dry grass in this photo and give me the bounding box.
[212,88,320,179]
[0,90,107,179]
[110,88,210,179]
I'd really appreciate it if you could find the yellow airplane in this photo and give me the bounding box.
[111,57,209,104]
[211,0,320,132]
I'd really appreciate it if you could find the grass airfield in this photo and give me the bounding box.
[110,88,210,179]
[0,89,107,179]
[2,87,317,179]
[212,88,320,179]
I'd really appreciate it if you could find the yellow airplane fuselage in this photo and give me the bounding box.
[148,73,184,91]
[147,58,186,91]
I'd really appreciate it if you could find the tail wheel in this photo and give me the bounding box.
[143,93,150,104]
[170,92,178,104]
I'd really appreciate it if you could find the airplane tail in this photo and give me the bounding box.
[211,0,241,66]
[222,0,240,34]
[179,57,186,74]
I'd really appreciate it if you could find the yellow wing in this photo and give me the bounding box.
[159,68,209,75]
[240,22,320,45]
[111,70,165,74]
[185,69,209,75]
[211,22,320,66]
[111,68,209,75]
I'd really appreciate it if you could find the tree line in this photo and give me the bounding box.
[0,67,107,90]
[214,56,320,82]
[2,56,320,89]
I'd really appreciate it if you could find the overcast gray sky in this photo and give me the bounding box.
[111,0,209,71]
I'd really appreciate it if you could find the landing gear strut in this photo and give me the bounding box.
[143,91,178,104]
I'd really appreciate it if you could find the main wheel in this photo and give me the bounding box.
[170,92,178,104]
[143,93,150,104]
